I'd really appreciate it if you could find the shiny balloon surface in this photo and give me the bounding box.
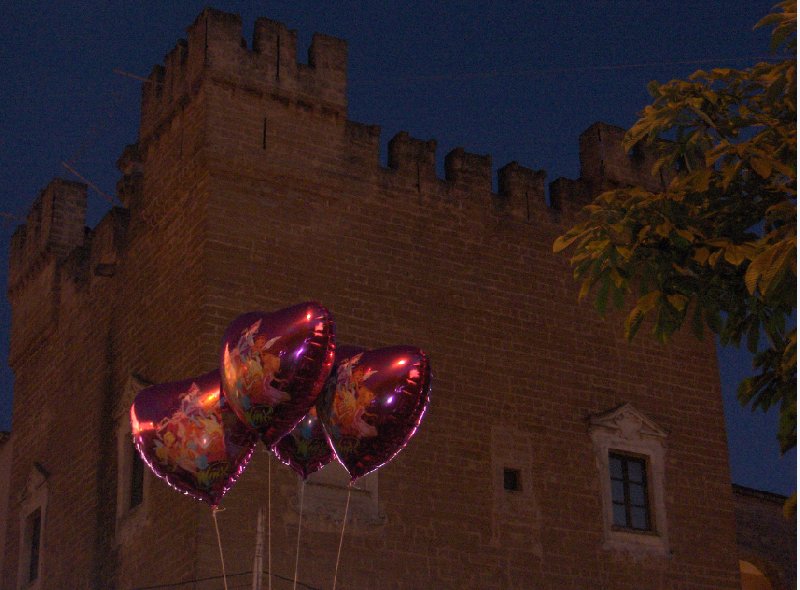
[220,302,335,447]
[130,370,257,507]
[274,406,334,479]
[318,346,431,481]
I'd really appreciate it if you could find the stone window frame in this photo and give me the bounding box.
[114,374,153,543]
[295,461,385,533]
[17,463,48,590]
[588,403,669,555]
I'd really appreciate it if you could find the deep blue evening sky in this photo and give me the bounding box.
[0,1,794,494]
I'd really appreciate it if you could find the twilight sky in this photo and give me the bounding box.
[0,1,794,494]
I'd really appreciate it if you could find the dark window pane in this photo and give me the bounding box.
[609,456,623,479]
[503,468,521,491]
[629,483,646,506]
[627,460,644,483]
[608,452,651,532]
[130,444,144,508]
[611,479,625,503]
[612,503,627,527]
[631,506,649,530]
[28,508,41,582]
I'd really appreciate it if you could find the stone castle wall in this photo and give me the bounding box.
[3,8,739,589]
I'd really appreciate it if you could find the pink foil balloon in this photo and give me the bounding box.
[318,346,431,481]
[130,370,258,507]
[274,406,334,479]
[220,302,335,447]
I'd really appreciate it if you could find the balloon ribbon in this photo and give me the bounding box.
[292,481,306,590]
[332,483,353,590]
[211,506,229,590]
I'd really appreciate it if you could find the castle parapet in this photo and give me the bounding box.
[116,144,143,209]
[497,162,546,219]
[579,122,667,194]
[9,179,87,293]
[549,177,590,213]
[140,8,348,142]
[388,132,437,181]
[445,148,492,195]
[8,179,88,367]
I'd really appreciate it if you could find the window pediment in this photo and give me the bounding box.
[588,403,667,442]
[116,374,151,420]
[20,463,49,504]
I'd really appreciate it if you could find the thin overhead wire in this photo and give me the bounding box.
[351,54,786,85]
[60,162,117,204]
[113,68,159,84]
[132,569,322,590]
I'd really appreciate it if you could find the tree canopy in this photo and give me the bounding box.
[554,2,796,453]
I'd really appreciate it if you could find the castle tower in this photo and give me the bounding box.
[3,9,741,590]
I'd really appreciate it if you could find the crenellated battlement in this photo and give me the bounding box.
[8,11,673,348]
[136,10,665,216]
[445,148,492,195]
[140,8,347,142]
[8,179,87,295]
[579,122,668,194]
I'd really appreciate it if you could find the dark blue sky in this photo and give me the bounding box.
[0,1,794,494]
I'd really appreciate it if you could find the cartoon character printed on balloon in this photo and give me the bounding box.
[329,353,378,451]
[223,318,291,427]
[150,382,229,489]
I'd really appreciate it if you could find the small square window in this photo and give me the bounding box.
[503,468,521,491]
[609,452,651,531]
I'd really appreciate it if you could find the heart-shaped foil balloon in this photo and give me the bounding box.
[130,370,258,507]
[220,302,335,447]
[318,346,431,481]
[274,406,334,479]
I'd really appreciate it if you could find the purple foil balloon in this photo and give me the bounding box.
[220,302,335,447]
[274,406,334,479]
[130,370,258,507]
[318,346,431,481]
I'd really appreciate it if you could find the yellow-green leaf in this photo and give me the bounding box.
[693,247,711,264]
[578,279,592,301]
[724,245,746,266]
[656,221,672,237]
[667,294,688,311]
[553,233,580,253]
[750,157,773,179]
[690,167,713,192]
[637,290,662,313]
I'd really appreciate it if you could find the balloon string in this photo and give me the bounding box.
[332,483,353,590]
[267,457,272,590]
[292,481,306,590]
[212,506,229,590]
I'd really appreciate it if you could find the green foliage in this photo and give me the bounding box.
[555,1,796,453]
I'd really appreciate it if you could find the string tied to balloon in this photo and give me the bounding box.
[268,457,272,590]
[332,482,353,590]
[292,480,306,590]
[211,505,229,590]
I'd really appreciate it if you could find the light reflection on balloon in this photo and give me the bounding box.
[130,370,258,507]
[318,346,431,481]
[219,302,335,448]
